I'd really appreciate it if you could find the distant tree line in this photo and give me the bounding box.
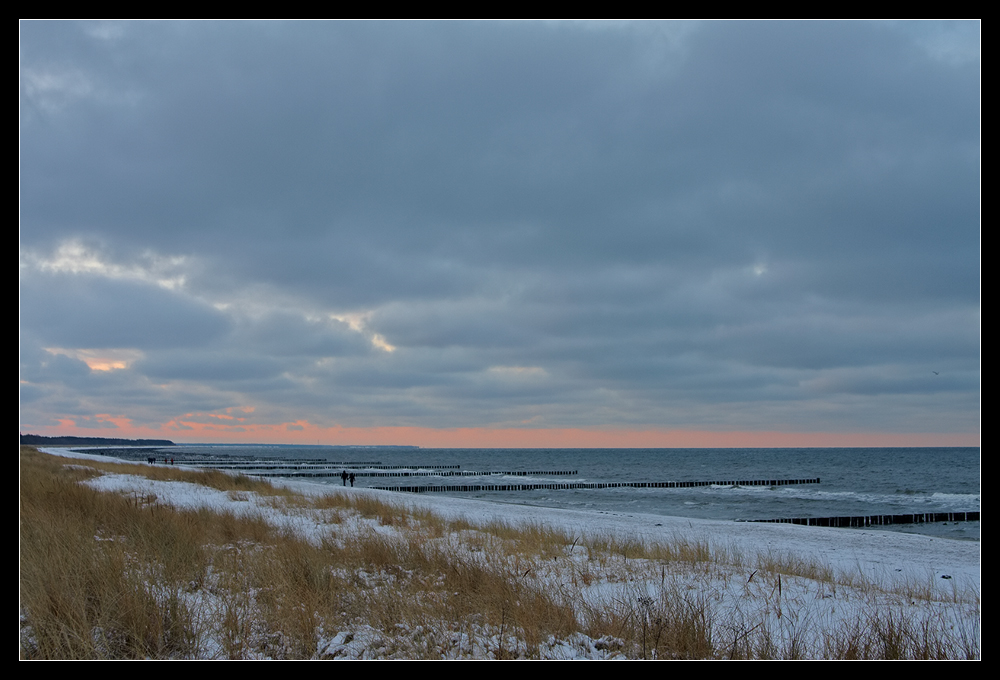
[19,434,176,447]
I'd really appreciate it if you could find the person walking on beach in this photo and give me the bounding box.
[341,470,348,486]
[349,473,355,487]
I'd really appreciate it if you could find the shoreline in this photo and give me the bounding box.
[25,446,981,658]
[311,482,982,593]
[46,446,982,593]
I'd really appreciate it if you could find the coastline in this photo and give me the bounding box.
[285,479,982,595]
[25,446,981,659]
[42,445,983,594]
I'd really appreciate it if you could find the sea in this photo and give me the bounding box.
[88,445,980,542]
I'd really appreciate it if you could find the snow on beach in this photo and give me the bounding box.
[37,447,981,659]
[51,447,980,590]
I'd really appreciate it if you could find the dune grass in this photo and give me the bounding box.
[19,446,979,659]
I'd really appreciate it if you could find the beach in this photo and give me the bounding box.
[21,446,981,659]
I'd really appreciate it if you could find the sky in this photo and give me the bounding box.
[19,21,980,448]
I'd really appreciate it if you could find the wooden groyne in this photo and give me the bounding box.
[358,469,577,478]
[207,463,457,470]
[744,511,979,528]
[372,478,820,493]
[251,469,576,479]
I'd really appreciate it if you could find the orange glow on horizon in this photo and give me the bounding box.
[23,416,980,448]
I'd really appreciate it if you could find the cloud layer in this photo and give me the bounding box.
[20,21,980,443]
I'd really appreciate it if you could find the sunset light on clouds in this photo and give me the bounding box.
[20,21,979,447]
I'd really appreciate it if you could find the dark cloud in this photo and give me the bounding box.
[20,273,229,349]
[20,21,980,436]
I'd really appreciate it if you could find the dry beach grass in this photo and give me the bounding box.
[19,446,980,659]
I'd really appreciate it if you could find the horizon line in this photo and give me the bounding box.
[23,420,980,449]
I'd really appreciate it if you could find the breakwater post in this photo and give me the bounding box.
[372,478,821,493]
[743,511,979,527]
